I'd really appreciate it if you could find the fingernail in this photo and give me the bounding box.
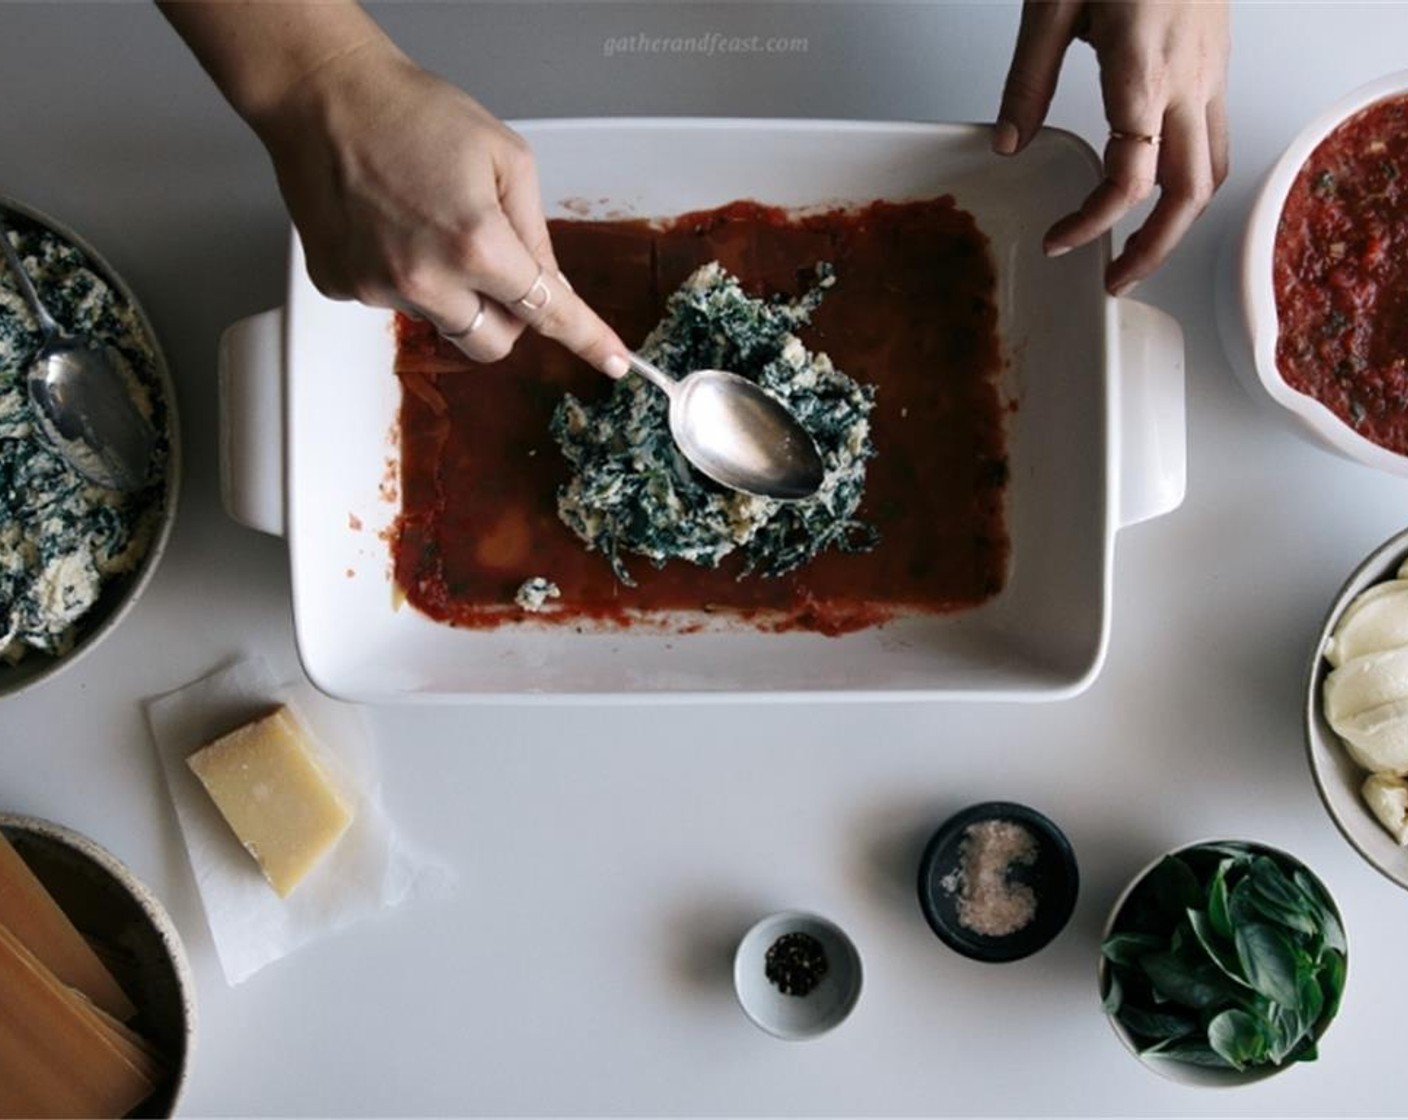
[1045,242,1071,259]
[992,120,1020,156]
[557,270,574,293]
[604,354,630,379]
[1111,279,1138,298]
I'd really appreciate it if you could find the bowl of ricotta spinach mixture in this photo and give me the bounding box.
[0,200,176,698]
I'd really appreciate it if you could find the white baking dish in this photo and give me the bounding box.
[220,119,1184,703]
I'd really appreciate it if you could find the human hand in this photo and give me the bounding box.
[993,0,1230,294]
[253,38,629,372]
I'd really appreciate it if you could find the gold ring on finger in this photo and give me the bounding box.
[1108,129,1161,147]
[515,268,552,313]
[439,303,488,340]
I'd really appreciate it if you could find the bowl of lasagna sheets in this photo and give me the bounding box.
[219,118,1185,701]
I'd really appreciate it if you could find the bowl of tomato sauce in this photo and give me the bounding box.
[1225,70,1408,474]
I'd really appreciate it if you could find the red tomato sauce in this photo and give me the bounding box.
[1275,93,1408,451]
[392,198,1008,635]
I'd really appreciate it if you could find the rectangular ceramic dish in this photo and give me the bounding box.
[220,119,1185,702]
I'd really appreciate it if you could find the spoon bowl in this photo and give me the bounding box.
[0,214,156,491]
[627,354,824,500]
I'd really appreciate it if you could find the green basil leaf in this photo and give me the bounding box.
[1208,1008,1269,1071]
[1235,921,1303,1009]
[1187,908,1249,985]
[1149,1040,1235,1069]
[1141,950,1243,1011]
[1102,968,1123,1014]
[1266,967,1325,1066]
[1244,858,1319,936]
[1267,1003,1300,1065]
[1195,842,1257,863]
[1208,860,1234,940]
[1272,963,1323,1070]
[1146,855,1202,920]
[1319,948,1348,1023]
[1297,965,1326,1037]
[1117,1003,1200,1044]
[1293,869,1347,954]
[1101,931,1165,967]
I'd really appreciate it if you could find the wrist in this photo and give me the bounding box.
[161,1,399,133]
[248,32,417,170]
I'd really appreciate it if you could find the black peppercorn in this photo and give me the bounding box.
[764,932,829,997]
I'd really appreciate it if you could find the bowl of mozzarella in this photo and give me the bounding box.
[1307,526,1408,888]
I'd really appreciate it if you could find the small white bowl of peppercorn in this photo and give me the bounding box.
[1220,69,1408,474]
[733,911,862,1041]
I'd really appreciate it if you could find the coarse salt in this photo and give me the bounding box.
[941,819,1039,937]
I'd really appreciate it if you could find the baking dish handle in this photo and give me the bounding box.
[218,307,286,537]
[1115,298,1186,528]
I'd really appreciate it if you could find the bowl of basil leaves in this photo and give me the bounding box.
[1098,840,1347,1085]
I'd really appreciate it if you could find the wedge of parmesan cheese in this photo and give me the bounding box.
[187,706,354,898]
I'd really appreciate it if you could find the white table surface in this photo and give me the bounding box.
[4,1,1408,1115]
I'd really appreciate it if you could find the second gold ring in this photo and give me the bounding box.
[516,269,553,313]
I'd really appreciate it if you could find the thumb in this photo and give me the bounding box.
[994,0,1083,155]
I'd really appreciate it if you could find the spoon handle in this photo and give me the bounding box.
[626,353,679,398]
[0,213,62,338]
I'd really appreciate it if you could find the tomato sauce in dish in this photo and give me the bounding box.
[392,198,1008,636]
[1275,93,1408,452]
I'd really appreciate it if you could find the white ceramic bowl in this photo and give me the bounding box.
[1219,70,1408,473]
[1306,526,1408,890]
[0,196,180,701]
[1098,840,1346,1088]
[0,813,196,1114]
[733,910,862,1040]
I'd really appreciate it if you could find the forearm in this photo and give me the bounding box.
[156,0,396,130]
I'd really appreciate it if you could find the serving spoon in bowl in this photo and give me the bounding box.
[0,214,156,492]
[625,353,824,500]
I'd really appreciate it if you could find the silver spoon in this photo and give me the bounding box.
[626,353,824,500]
[0,214,156,492]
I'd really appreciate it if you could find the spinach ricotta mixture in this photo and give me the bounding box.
[551,262,877,586]
[0,213,164,664]
[513,576,560,613]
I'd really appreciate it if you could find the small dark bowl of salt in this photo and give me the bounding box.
[917,801,1078,963]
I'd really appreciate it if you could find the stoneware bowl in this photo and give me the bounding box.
[1099,839,1346,1087]
[1217,69,1408,473]
[733,910,862,1041]
[1306,525,1408,891]
[0,813,196,1115]
[0,195,180,701]
[916,800,1078,963]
